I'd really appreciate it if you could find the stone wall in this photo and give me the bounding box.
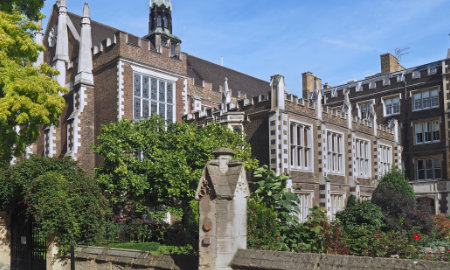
[56,246,197,270]
[230,249,450,270]
[0,212,10,268]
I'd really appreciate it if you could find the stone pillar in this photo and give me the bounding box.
[0,212,11,268]
[195,148,250,270]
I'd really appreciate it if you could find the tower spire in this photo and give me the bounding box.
[54,0,69,86]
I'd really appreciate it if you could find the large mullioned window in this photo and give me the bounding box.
[355,139,371,178]
[290,122,312,170]
[384,97,400,116]
[413,89,439,111]
[416,159,441,180]
[415,120,440,144]
[379,145,392,178]
[133,73,174,123]
[297,193,312,223]
[327,131,344,174]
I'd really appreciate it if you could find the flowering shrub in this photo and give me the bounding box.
[434,215,450,240]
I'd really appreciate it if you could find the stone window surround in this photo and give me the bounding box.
[413,118,440,145]
[381,94,402,117]
[294,190,314,223]
[131,65,178,123]
[411,87,440,112]
[378,143,393,179]
[330,191,345,220]
[355,137,371,179]
[414,157,442,181]
[326,129,345,176]
[288,120,314,172]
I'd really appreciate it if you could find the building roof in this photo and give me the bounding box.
[67,11,119,47]
[186,54,270,98]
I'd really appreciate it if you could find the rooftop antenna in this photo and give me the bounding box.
[395,47,409,62]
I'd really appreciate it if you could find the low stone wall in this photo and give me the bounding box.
[230,249,450,270]
[59,246,197,270]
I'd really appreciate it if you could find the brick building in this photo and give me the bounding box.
[321,50,450,214]
[187,75,401,220]
[30,0,270,172]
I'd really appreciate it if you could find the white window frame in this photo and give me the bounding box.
[289,121,313,171]
[378,144,392,178]
[330,192,345,220]
[296,191,314,223]
[412,88,439,111]
[414,120,440,145]
[382,96,400,116]
[357,99,375,120]
[416,159,442,181]
[133,72,176,123]
[355,138,371,179]
[326,130,345,175]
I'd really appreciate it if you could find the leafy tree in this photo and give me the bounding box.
[0,0,45,20]
[94,116,258,220]
[0,156,110,257]
[0,11,66,163]
[372,168,432,232]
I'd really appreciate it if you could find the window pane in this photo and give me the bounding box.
[415,123,423,143]
[167,83,173,103]
[290,125,295,144]
[159,81,165,102]
[159,103,165,118]
[134,98,141,120]
[143,100,149,119]
[304,128,308,147]
[167,104,173,123]
[422,91,430,108]
[134,74,141,97]
[151,78,158,100]
[143,77,149,98]
[413,93,421,110]
[151,101,157,115]
[431,90,438,107]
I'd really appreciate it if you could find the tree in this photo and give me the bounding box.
[94,116,258,219]
[0,156,110,257]
[0,0,45,21]
[372,168,432,232]
[0,10,66,163]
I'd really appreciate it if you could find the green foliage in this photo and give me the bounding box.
[336,197,385,229]
[0,0,45,20]
[249,166,301,251]
[297,206,348,255]
[0,11,66,163]
[247,199,285,251]
[94,117,258,217]
[0,156,110,257]
[372,168,432,232]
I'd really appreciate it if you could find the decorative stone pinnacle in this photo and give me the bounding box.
[60,0,66,7]
[83,2,90,18]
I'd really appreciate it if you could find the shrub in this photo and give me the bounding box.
[1,156,110,257]
[434,215,450,241]
[372,169,432,232]
[336,196,385,229]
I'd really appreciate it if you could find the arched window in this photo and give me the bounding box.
[157,15,162,27]
[163,16,168,28]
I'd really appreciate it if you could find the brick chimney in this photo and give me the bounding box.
[302,72,322,99]
[380,53,404,74]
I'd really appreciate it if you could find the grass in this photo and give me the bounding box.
[104,241,196,255]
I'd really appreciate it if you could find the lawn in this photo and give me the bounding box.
[104,242,196,255]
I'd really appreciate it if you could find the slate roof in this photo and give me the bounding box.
[67,12,119,47]
[186,54,271,98]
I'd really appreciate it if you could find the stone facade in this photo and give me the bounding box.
[0,212,10,269]
[188,75,401,220]
[323,52,450,215]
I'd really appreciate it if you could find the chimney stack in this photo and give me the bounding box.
[302,72,322,99]
[380,53,404,74]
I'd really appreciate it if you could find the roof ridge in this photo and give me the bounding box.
[186,53,269,84]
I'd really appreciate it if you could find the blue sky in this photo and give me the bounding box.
[42,0,450,97]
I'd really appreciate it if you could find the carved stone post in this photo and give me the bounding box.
[0,211,11,268]
[195,148,249,270]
